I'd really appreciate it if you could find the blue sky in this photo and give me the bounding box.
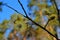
[0,0,29,23]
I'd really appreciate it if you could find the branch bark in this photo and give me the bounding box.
[4,3,26,17]
[3,1,58,39]
[18,0,28,17]
[50,0,60,24]
[53,0,60,24]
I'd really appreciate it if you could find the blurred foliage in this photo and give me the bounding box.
[0,8,2,11]
[0,13,28,39]
[0,2,2,5]
[0,0,59,40]
[11,13,28,34]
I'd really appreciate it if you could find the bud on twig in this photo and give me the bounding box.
[49,16,55,21]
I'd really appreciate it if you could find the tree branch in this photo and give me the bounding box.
[18,0,28,17]
[44,20,49,28]
[53,0,60,24]
[26,16,57,39]
[3,2,58,39]
[50,0,60,23]
[44,16,55,28]
[3,3,26,17]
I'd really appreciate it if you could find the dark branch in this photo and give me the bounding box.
[53,1,60,24]
[18,0,28,17]
[50,0,60,24]
[44,16,55,28]
[44,20,49,28]
[3,2,58,39]
[26,16,57,39]
[3,3,26,17]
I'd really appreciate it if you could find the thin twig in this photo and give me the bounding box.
[18,0,28,17]
[50,0,60,23]
[44,16,55,28]
[4,3,26,17]
[53,0,60,24]
[44,20,49,28]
